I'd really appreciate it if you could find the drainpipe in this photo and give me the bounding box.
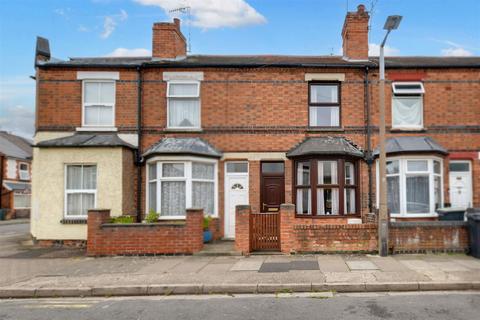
[136,66,143,222]
[364,66,373,212]
[0,155,3,208]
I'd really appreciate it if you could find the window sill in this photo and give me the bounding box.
[164,128,203,133]
[390,213,438,219]
[306,127,345,133]
[60,218,87,224]
[390,127,426,133]
[76,127,118,132]
[294,214,361,219]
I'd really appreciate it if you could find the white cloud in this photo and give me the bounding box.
[441,47,473,57]
[134,0,266,29]
[106,48,151,57]
[368,43,400,56]
[100,9,128,39]
[0,105,35,139]
[78,25,89,32]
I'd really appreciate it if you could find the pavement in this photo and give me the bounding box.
[1,222,480,298]
[1,291,479,319]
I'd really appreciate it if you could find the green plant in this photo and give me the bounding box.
[145,210,159,223]
[203,215,212,231]
[111,215,134,224]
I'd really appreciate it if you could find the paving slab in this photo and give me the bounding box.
[373,271,429,282]
[397,259,437,271]
[198,262,235,274]
[368,256,409,272]
[346,260,378,271]
[168,257,212,274]
[137,258,184,274]
[317,255,349,272]
[290,260,319,271]
[324,272,376,283]
[429,261,470,272]
[230,259,264,271]
[452,258,480,270]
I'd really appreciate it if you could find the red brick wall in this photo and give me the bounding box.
[152,19,186,59]
[277,204,468,254]
[235,205,251,254]
[342,5,369,60]
[87,208,204,256]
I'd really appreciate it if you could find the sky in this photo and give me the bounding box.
[0,0,479,138]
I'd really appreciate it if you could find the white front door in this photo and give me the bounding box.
[449,161,472,208]
[224,163,249,239]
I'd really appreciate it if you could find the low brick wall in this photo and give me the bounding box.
[87,209,204,256]
[235,203,470,254]
[390,221,469,253]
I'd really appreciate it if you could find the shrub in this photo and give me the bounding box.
[111,215,134,224]
[203,216,212,231]
[145,210,159,223]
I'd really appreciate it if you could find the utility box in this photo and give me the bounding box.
[436,207,466,221]
[467,209,480,259]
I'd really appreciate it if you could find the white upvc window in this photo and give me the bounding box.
[19,162,30,180]
[146,157,217,219]
[82,80,115,127]
[14,193,31,209]
[167,81,201,129]
[376,156,443,217]
[65,164,97,218]
[391,82,424,130]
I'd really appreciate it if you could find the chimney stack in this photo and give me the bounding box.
[342,4,370,60]
[152,18,187,59]
[35,36,51,63]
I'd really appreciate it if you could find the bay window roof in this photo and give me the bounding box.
[36,133,136,149]
[143,137,222,159]
[287,137,363,158]
[373,137,448,157]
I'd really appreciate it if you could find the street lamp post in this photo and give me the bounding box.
[378,15,402,257]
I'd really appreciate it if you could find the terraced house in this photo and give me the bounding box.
[31,5,479,252]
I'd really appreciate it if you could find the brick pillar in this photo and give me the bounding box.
[280,204,295,254]
[87,209,110,256]
[186,208,204,253]
[235,205,251,254]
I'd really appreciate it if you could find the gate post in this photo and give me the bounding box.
[235,205,251,255]
[280,204,295,254]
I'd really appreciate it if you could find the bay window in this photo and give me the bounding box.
[309,83,340,127]
[295,158,358,216]
[83,80,115,127]
[147,159,217,219]
[167,81,201,129]
[377,157,443,216]
[391,82,424,130]
[65,164,97,218]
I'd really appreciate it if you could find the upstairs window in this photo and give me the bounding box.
[391,82,424,130]
[167,81,201,129]
[83,80,115,127]
[309,83,340,127]
[19,163,30,180]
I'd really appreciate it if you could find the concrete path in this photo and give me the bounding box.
[1,224,480,298]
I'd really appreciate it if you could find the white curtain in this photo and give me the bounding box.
[344,189,355,214]
[296,189,311,215]
[345,162,354,185]
[330,107,340,126]
[317,188,325,215]
[14,194,31,208]
[318,161,337,184]
[85,105,113,126]
[192,163,214,179]
[310,85,337,103]
[162,163,184,177]
[67,166,82,189]
[82,165,97,189]
[192,181,214,214]
[309,107,339,127]
[148,181,157,212]
[169,83,198,96]
[161,181,186,216]
[392,96,422,128]
[387,176,400,214]
[67,194,82,216]
[297,162,309,185]
[84,82,114,104]
[406,175,430,213]
[168,99,200,127]
[331,189,339,215]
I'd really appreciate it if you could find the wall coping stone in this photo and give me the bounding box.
[101,222,186,228]
[391,221,467,228]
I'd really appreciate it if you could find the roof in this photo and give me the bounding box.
[143,137,222,159]
[3,182,31,192]
[36,133,136,149]
[0,131,33,159]
[287,137,364,158]
[373,137,448,156]
[38,55,480,69]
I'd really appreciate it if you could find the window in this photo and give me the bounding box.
[226,162,248,174]
[391,82,424,130]
[295,158,358,216]
[377,157,443,216]
[309,83,340,127]
[14,194,31,209]
[19,163,30,180]
[65,165,97,218]
[83,80,115,127]
[167,81,201,129]
[147,159,217,218]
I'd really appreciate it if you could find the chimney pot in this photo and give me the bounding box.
[357,4,366,13]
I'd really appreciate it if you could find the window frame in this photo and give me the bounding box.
[376,156,444,217]
[293,156,360,218]
[308,82,341,129]
[64,164,97,219]
[81,79,116,128]
[391,81,424,130]
[146,156,218,220]
[18,162,30,180]
[166,80,202,130]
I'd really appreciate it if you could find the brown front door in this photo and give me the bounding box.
[260,162,285,212]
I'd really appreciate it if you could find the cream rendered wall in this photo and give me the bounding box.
[31,147,128,240]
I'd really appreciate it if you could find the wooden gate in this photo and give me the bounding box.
[250,213,280,251]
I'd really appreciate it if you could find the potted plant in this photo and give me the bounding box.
[203,216,213,243]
